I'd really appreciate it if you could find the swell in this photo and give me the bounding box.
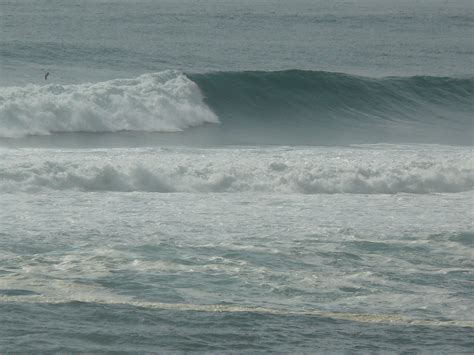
[189,70,473,145]
[189,70,473,127]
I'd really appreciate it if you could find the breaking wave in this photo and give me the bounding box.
[0,71,218,138]
[1,147,472,194]
[0,70,472,143]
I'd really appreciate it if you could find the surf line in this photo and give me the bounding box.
[1,295,472,328]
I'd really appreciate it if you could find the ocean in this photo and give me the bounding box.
[0,0,473,352]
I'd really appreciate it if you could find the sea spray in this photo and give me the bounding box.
[0,71,218,138]
[1,70,472,144]
[1,146,472,194]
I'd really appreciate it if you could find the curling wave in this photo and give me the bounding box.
[192,70,474,145]
[0,71,218,138]
[0,70,472,144]
[189,70,473,126]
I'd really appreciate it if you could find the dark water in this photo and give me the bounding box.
[190,70,474,145]
[1,302,473,353]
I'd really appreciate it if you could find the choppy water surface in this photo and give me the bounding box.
[0,0,473,352]
[1,188,474,351]
[1,145,473,352]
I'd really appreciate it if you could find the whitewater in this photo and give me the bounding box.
[0,0,473,352]
[1,70,472,145]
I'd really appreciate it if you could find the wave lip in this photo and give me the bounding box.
[189,70,474,120]
[0,71,219,138]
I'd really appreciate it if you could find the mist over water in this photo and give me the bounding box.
[0,0,473,352]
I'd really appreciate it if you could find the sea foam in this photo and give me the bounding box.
[1,146,472,194]
[0,71,218,137]
[1,70,472,144]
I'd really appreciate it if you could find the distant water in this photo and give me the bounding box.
[0,0,473,353]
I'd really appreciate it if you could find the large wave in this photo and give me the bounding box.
[0,71,218,138]
[190,70,473,123]
[0,70,472,143]
[189,70,473,143]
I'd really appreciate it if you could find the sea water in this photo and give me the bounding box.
[0,0,473,352]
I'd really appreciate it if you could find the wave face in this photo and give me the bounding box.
[0,71,218,138]
[189,70,473,145]
[189,70,474,122]
[0,70,472,144]
[1,146,472,194]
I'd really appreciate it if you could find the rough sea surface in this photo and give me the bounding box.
[0,0,473,352]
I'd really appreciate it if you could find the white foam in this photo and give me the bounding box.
[0,294,471,328]
[0,146,472,194]
[0,71,219,137]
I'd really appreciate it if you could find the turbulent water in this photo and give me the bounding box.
[1,70,473,144]
[0,0,473,353]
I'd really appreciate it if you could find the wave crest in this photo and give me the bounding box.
[188,70,473,145]
[0,71,218,138]
[189,70,473,124]
[1,70,472,144]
